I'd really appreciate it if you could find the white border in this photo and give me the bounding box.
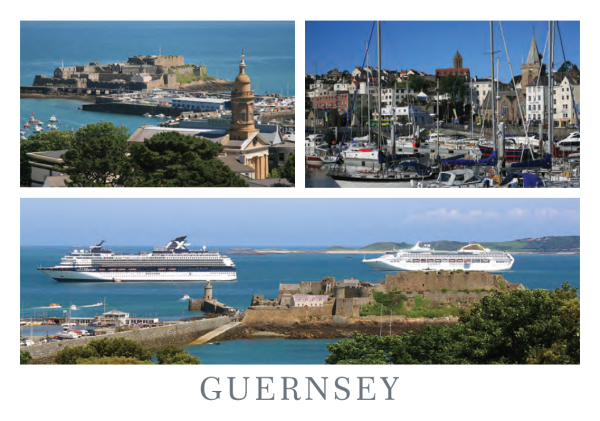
[10,3,594,420]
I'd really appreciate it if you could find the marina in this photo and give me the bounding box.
[305,21,580,188]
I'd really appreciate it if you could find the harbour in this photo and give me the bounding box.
[305,21,580,188]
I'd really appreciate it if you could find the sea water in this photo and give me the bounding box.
[20,247,579,363]
[20,21,295,134]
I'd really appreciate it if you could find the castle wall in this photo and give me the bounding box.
[380,271,506,293]
[334,297,374,318]
[152,55,185,67]
[243,304,334,326]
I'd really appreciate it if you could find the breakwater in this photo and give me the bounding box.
[82,102,187,117]
[24,316,229,364]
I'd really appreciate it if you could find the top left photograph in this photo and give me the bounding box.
[20,21,296,187]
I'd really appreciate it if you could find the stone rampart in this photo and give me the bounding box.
[243,303,334,326]
[380,271,506,293]
[25,317,229,364]
[33,75,84,87]
[152,55,184,67]
[334,297,374,318]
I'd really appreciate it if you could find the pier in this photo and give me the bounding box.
[188,321,241,345]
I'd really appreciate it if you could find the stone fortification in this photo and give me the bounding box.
[25,316,229,364]
[33,54,206,91]
[242,302,334,326]
[379,270,508,293]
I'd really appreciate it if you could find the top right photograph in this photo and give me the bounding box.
[305,21,580,188]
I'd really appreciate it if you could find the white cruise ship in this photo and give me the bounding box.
[362,242,514,272]
[38,237,237,282]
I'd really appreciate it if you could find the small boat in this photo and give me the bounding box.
[208,342,221,345]
[156,113,166,118]
[33,125,44,133]
[24,123,30,129]
[20,130,26,135]
[70,304,77,310]
[21,135,27,140]
[49,303,61,308]
[49,115,58,122]
[182,294,191,300]
[143,113,152,117]
[50,124,58,130]
[29,115,39,123]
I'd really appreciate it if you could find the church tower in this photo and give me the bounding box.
[453,50,463,69]
[227,53,260,141]
[521,30,546,89]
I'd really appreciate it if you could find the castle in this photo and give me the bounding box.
[33,54,207,91]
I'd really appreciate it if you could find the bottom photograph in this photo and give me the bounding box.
[20,198,580,365]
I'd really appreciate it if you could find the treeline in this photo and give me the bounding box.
[326,282,580,364]
[20,123,295,187]
[20,337,200,365]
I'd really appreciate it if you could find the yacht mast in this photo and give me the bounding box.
[367,43,371,141]
[377,20,382,153]
[314,62,317,135]
[490,21,500,175]
[470,77,474,139]
[547,21,555,160]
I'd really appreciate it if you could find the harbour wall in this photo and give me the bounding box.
[242,303,334,326]
[82,102,186,117]
[25,316,229,364]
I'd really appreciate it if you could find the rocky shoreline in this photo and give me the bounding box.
[210,317,459,342]
[20,93,94,102]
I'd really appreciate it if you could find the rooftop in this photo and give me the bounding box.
[173,97,230,104]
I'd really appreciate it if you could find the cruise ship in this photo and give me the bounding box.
[38,237,237,282]
[362,242,514,272]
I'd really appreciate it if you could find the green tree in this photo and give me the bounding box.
[407,75,432,93]
[557,61,579,73]
[128,131,247,187]
[76,356,155,365]
[55,344,99,364]
[55,337,153,364]
[20,130,74,186]
[20,350,33,365]
[155,345,200,365]
[61,122,131,187]
[305,92,312,116]
[439,75,468,104]
[280,152,295,184]
[86,337,153,361]
[326,283,580,365]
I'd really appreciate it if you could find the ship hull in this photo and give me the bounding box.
[39,269,237,282]
[363,257,514,272]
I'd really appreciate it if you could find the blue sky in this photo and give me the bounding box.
[21,199,579,247]
[305,21,580,81]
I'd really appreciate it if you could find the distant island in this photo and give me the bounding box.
[227,236,580,255]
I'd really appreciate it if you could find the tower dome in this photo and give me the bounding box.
[234,54,251,92]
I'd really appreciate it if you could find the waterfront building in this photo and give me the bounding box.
[435,50,470,78]
[171,97,231,112]
[553,75,580,127]
[290,294,329,307]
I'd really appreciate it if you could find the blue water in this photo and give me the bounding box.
[20,248,579,363]
[183,339,345,365]
[20,21,295,95]
[20,98,154,135]
[20,21,295,136]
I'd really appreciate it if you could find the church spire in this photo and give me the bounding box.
[526,31,542,65]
